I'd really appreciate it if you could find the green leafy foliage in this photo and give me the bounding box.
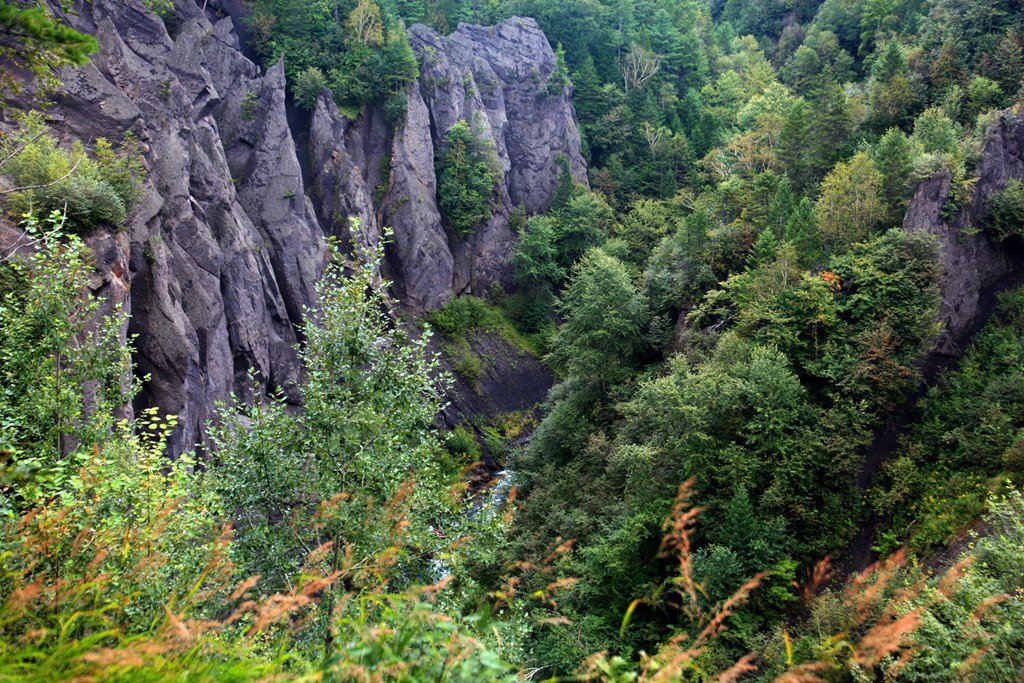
[240,90,257,121]
[815,152,887,249]
[986,179,1024,241]
[0,209,134,515]
[6,0,1024,678]
[873,288,1024,552]
[0,217,521,681]
[1,114,145,233]
[247,0,418,113]
[547,249,648,386]
[209,226,475,597]
[293,65,328,109]
[435,120,497,236]
[0,3,97,100]
[427,295,536,348]
[764,488,1024,682]
[142,0,176,29]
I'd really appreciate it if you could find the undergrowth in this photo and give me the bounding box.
[871,286,1024,555]
[426,295,546,357]
[1,113,145,233]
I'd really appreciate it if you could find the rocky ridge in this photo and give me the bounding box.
[904,105,1024,357]
[4,0,581,454]
[309,15,588,310]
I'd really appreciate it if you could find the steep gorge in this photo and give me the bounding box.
[4,0,582,455]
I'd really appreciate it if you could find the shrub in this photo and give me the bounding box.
[987,179,1024,241]
[143,0,175,24]
[240,90,257,121]
[427,295,543,355]
[500,287,555,335]
[426,295,488,337]
[445,425,481,462]
[0,114,145,233]
[384,89,408,126]
[452,345,485,385]
[481,426,508,459]
[0,209,134,513]
[293,66,327,109]
[966,75,1009,122]
[0,214,521,680]
[435,119,497,237]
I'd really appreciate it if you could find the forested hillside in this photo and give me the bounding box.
[2,0,1024,680]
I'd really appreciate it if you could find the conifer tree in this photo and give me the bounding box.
[0,3,97,97]
[873,127,915,225]
[747,228,779,269]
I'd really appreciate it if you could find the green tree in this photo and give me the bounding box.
[966,75,1009,122]
[643,208,717,319]
[985,29,1024,96]
[784,196,822,264]
[294,66,328,109]
[1,114,145,233]
[816,152,886,250]
[548,249,648,387]
[435,120,497,236]
[0,3,97,99]
[512,215,565,286]
[912,106,959,155]
[210,228,483,598]
[571,55,607,135]
[928,37,966,94]
[872,127,915,225]
[867,41,921,133]
[747,227,779,269]
[553,190,615,268]
[986,179,1024,241]
[778,99,817,190]
[0,209,133,514]
[779,83,852,191]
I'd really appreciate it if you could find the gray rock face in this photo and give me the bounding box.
[904,107,1024,356]
[39,0,327,456]
[9,1,585,454]
[308,93,387,252]
[309,16,587,310]
[389,17,587,309]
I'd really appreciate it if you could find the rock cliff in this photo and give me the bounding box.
[3,0,582,454]
[310,16,587,310]
[28,0,327,457]
[904,106,1024,357]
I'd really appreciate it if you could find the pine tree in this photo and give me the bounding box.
[784,197,820,265]
[780,44,823,96]
[391,0,426,24]
[767,175,798,238]
[747,228,779,269]
[873,127,915,226]
[0,4,97,97]
[869,40,921,132]
[778,99,816,190]
[986,29,1024,97]
[912,106,958,154]
[548,250,648,387]
[928,38,966,94]
[549,154,578,211]
[809,79,854,182]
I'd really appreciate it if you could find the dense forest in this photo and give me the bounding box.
[2,0,1024,680]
